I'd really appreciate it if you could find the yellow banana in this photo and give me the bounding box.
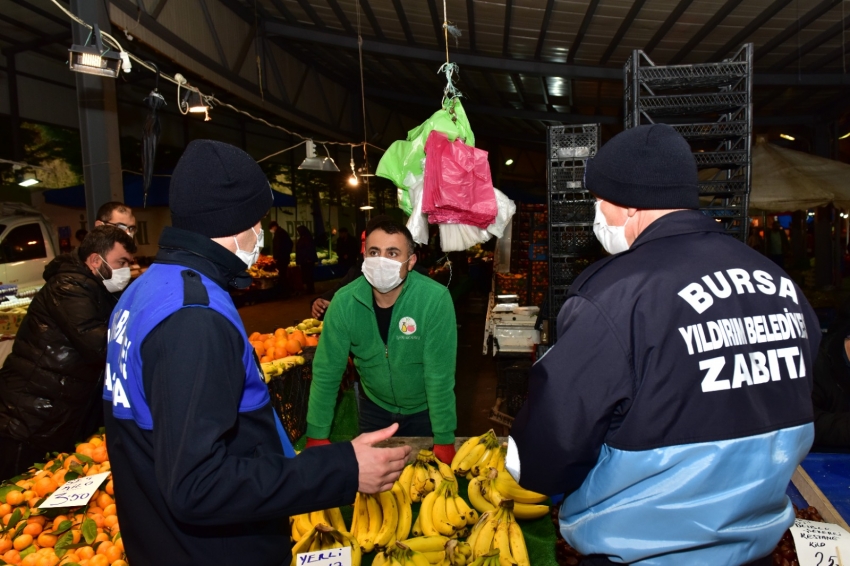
[444,493,466,530]
[362,493,383,552]
[452,436,480,472]
[373,552,389,566]
[399,464,416,498]
[428,464,443,488]
[291,519,303,542]
[493,521,517,566]
[496,444,507,472]
[309,510,327,527]
[507,522,529,566]
[472,510,501,559]
[432,489,455,536]
[296,513,314,536]
[422,550,446,564]
[419,490,439,536]
[472,448,494,477]
[412,512,423,536]
[330,528,362,566]
[454,495,478,526]
[467,477,496,513]
[393,481,413,541]
[354,493,371,548]
[326,507,348,533]
[493,471,547,505]
[374,490,399,549]
[484,479,504,508]
[410,551,432,566]
[511,502,549,521]
[457,444,486,475]
[290,525,317,566]
[412,464,428,494]
[465,511,491,556]
[399,535,450,553]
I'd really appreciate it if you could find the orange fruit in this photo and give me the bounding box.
[104,545,123,563]
[0,535,11,553]
[96,493,113,509]
[3,549,21,564]
[21,490,35,501]
[289,330,306,347]
[89,437,103,448]
[109,522,119,534]
[13,534,33,550]
[253,342,265,356]
[51,516,68,531]
[63,455,82,470]
[21,554,38,566]
[285,339,302,355]
[37,532,57,548]
[105,481,114,496]
[76,546,95,559]
[3,513,12,526]
[0,503,10,516]
[94,533,109,543]
[305,336,318,347]
[113,538,123,553]
[260,355,272,363]
[112,561,128,566]
[88,555,109,566]
[27,498,40,509]
[52,469,66,485]
[27,516,46,527]
[22,523,42,536]
[95,541,113,556]
[249,331,260,342]
[274,328,287,338]
[75,443,94,458]
[6,490,23,506]
[34,477,58,498]
[62,553,80,564]
[103,515,118,529]
[89,514,105,529]
[70,530,81,544]
[91,446,108,464]
[264,338,276,352]
[273,346,288,359]
[102,504,116,517]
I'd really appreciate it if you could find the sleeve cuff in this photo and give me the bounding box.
[305,423,332,440]
[433,431,455,445]
[506,436,521,483]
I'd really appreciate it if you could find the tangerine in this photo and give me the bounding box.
[105,481,114,496]
[0,503,10,516]
[89,437,104,448]
[249,331,261,342]
[94,533,109,543]
[63,455,82,470]
[274,345,289,359]
[285,339,302,355]
[253,342,265,356]
[27,516,46,527]
[289,330,307,347]
[95,541,113,556]
[102,504,116,517]
[112,561,128,566]
[13,533,33,550]
[260,355,272,363]
[36,532,57,548]
[21,554,38,566]
[103,515,118,529]
[22,523,42,536]
[91,446,108,464]
[34,477,58,498]
[76,546,95,559]
[97,492,116,509]
[104,545,123,563]
[3,549,21,565]
[88,555,109,566]
[75,443,94,458]
[6,490,23,506]
[274,328,287,338]
[61,553,80,564]
[0,535,10,552]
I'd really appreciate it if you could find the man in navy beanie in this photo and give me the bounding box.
[509,125,819,565]
[103,140,410,566]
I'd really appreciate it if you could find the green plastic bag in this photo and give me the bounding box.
[377,98,476,214]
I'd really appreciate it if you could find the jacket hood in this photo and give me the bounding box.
[43,253,100,283]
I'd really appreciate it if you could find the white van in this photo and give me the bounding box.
[0,203,58,292]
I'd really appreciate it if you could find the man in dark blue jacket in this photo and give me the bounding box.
[508,125,819,566]
[103,140,410,566]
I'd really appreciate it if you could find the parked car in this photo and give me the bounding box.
[0,203,59,292]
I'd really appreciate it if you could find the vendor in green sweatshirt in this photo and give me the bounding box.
[305,216,458,463]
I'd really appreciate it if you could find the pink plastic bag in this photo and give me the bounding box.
[423,131,497,229]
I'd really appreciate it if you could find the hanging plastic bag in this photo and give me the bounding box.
[423,131,498,229]
[405,169,429,245]
[377,98,476,193]
[487,189,516,238]
[439,223,491,252]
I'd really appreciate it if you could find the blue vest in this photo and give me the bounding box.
[103,263,294,456]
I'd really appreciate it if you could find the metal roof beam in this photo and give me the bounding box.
[568,0,601,63]
[267,0,297,23]
[151,0,170,20]
[326,0,354,35]
[265,20,621,80]
[466,0,476,52]
[357,0,385,39]
[502,0,513,57]
[9,0,70,28]
[770,12,850,70]
[710,0,793,61]
[198,0,228,68]
[643,0,694,55]
[754,0,840,62]
[534,0,555,60]
[391,0,415,44]
[294,0,326,28]
[426,0,442,45]
[668,0,744,65]
[1,31,71,55]
[599,0,648,65]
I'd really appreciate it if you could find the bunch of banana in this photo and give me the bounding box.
[289,524,362,566]
[397,536,451,565]
[467,468,549,521]
[374,541,435,566]
[350,481,412,553]
[413,473,478,541]
[291,507,347,542]
[467,501,530,566]
[261,355,306,382]
[436,539,473,566]
[452,431,504,479]
[399,449,458,502]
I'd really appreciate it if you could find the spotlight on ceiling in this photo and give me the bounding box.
[348,159,359,186]
[298,140,339,172]
[840,132,850,140]
[17,171,40,187]
[505,158,514,166]
[359,205,374,211]
[780,133,795,141]
[68,24,122,78]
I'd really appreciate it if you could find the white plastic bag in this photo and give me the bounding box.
[439,223,491,252]
[487,188,516,238]
[405,167,430,245]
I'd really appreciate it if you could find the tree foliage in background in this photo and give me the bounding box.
[0,122,83,189]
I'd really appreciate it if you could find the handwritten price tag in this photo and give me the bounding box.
[38,472,111,509]
[295,545,351,566]
[791,519,850,566]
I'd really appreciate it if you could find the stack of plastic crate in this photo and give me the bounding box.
[547,124,603,342]
[624,44,752,241]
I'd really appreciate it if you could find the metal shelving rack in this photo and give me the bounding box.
[546,124,603,344]
[624,44,753,241]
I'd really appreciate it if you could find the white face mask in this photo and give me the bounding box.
[234,226,263,268]
[593,200,631,255]
[98,255,131,293]
[362,256,411,294]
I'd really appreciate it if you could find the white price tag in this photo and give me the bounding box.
[295,545,351,566]
[790,519,850,566]
[38,472,111,509]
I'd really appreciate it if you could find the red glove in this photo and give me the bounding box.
[305,438,331,449]
[433,444,456,464]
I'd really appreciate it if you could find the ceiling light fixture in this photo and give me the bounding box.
[505,158,514,166]
[840,132,850,140]
[68,24,122,78]
[359,205,374,210]
[17,171,40,187]
[298,140,339,172]
[348,148,359,186]
[780,133,795,141]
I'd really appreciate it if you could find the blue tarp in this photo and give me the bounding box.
[43,172,296,208]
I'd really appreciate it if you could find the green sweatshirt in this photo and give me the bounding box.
[306,271,458,444]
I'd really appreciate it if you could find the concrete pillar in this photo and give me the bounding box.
[7,54,23,162]
[71,0,123,228]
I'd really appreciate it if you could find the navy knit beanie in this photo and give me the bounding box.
[170,140,273,238]
[585,124,699,209]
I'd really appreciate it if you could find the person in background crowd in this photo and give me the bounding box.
[812,300,850,449]
[311,230,366,319]
[306,216,458,464]
[747,222,764,252]
[296,225,318,294]
[75,228,88,249]
[95,202,136,236]
[102,140,408,566]
[0,225,136,479]
[268,221,294,296]
[335,227,359,273]
[508,125,819,566]
[766,220,789,269]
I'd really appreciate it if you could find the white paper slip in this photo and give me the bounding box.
[295,546,351,566]
[38,472,111,509]
[790,519,850,566]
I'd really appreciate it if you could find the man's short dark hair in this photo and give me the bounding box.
[96,202,132,223]
[78,225,137,262]
[269,221,279,230]
[75,229,87,242]
[365,215,415,255]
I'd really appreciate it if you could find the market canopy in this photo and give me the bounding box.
[43,172,296,209]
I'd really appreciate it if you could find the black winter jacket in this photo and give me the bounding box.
[812,319,850,448]
[0,254,114,451]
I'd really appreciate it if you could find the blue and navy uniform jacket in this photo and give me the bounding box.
[511,211,820,566]
[102,227,358,566]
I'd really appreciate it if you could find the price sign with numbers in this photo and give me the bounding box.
[38,472,111,509]
[295,546,351,566]
[791,519,850,566]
